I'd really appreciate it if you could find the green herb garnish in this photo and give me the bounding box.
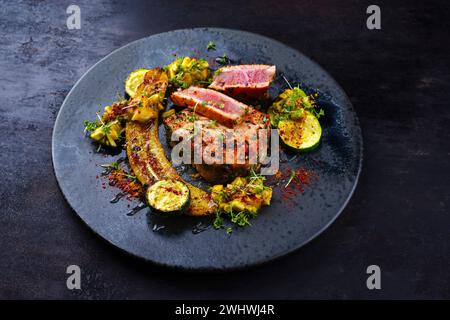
[248,166,266,182]
[216,54,229,65]
[100,161,120,170]
[188,102,199,122]
[285,169,297,188]
[207,41,216,51]
[213,210,225,229]
[101,122,112,135]
[123,173,138,182]
[83,120,100,133]
[230,210,255,227]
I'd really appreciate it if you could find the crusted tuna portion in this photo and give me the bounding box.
[170,87,248,128]
[163,107,270,183]
[209,65,276,100]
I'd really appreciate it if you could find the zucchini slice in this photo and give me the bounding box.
[125,68,149,98]
[146,180,190,216]
[278,111,322,152]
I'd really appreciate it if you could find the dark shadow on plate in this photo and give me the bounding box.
[146,211,212,236]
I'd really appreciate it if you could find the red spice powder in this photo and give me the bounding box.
[287,168,313,193]
[107,169,144,200]
[271,167,316,204]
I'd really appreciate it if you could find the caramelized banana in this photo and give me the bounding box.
[125,120,216,216]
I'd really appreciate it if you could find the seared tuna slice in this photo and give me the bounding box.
[163,107,270,183]
[170,87,248,128]
[209,65,276,100]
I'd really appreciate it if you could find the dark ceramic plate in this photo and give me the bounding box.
[52,28,362,271]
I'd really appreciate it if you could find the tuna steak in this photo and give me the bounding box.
[170,87,248,128]
[163,107,270,183]
[209,65,276,100]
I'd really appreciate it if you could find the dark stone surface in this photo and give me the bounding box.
[0,0,449,299]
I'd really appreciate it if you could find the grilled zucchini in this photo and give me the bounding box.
[277,110,322,152]
[125,68,149,98]
[146,180,190,216]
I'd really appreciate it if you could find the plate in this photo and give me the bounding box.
[52,28,362,271]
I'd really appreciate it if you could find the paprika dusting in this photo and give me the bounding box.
[269,167,315,203]
[107,168,144,200]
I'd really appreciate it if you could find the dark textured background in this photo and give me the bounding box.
[0,0,449,299]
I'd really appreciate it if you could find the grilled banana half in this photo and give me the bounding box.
[125,120,216,216]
